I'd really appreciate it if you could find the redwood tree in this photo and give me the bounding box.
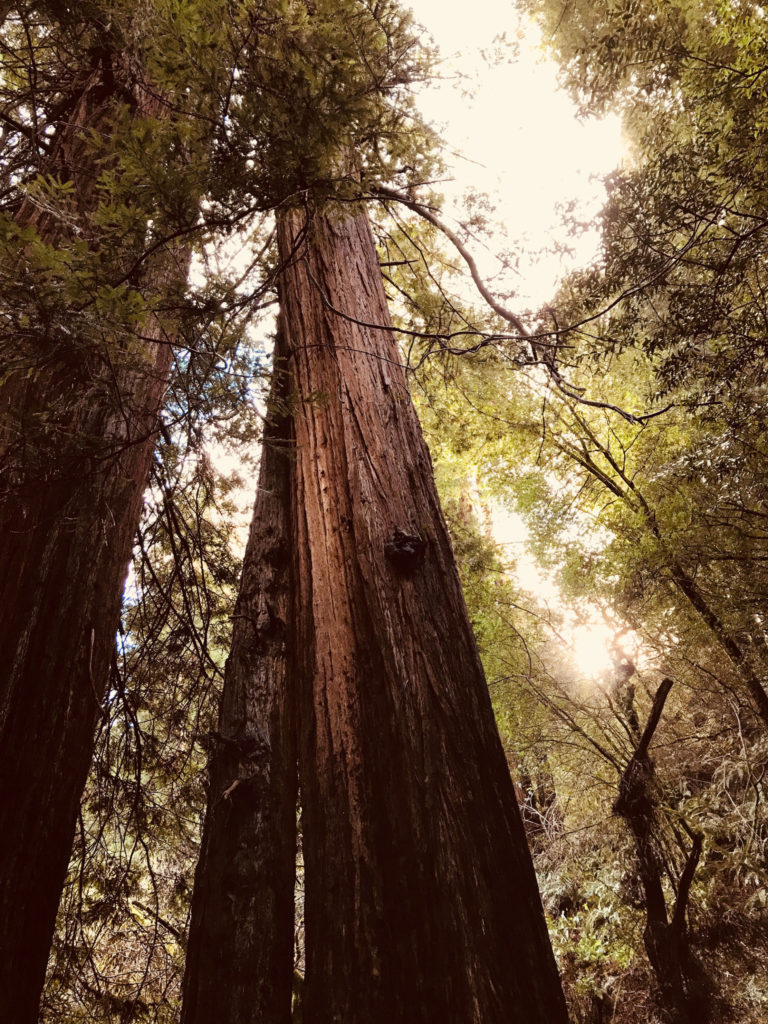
[282,204,567,1022]
[181,331,298,1024]
[183,202,569,1023]
[0,11,193,1018]
[2,0,432,1014]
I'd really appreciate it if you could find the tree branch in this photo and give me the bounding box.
[636,678,674,760]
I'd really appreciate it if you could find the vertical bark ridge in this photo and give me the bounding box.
[181,333,297,1024]
[278,206,568,1024]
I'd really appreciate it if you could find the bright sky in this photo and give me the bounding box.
[407,0,623,308]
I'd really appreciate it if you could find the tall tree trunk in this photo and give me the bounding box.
[0,54,189,1022]
[278,205,568,1024]
[181,333,297,1024]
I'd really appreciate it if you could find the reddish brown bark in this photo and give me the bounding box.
[278,205,568,1024]
[181,335,297,1024]
[0,57,189,1022]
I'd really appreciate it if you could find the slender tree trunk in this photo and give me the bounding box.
[0,55,189,1022]
[614,680,705,1024]
[517,761,562,841]
[278,205,568,1024]
[181,333,297,1024]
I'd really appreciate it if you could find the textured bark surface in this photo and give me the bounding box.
[181,337,297,1024]
[0,64,188,1022]
[278,207,568,1024]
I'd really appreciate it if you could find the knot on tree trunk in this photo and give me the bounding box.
[384,528,426,574]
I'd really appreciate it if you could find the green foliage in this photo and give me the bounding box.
[0,0,440,489]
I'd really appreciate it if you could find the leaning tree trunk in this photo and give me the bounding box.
[277,205,568,1024]
[181,331,298,1024]
[0,59,190,1023]
[614,679,705,1024]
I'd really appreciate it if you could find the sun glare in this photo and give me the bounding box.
[570,621,617,679]
[491,506,645,683]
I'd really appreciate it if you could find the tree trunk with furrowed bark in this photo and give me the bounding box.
[181,334,297,1024]
[0,55,189,1023]
[277,204,568,1024]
